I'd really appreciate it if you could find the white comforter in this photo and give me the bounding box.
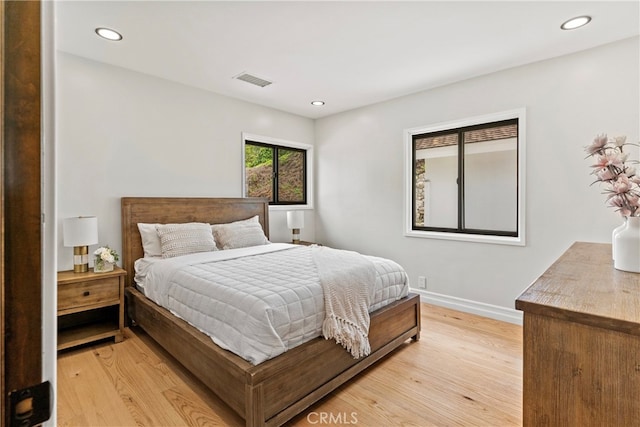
[135,243,409,365]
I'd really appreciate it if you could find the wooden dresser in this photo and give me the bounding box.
[516,242,640,426]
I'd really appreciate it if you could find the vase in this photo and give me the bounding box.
[612,218,627,260]
[613,216,640,273]
[94,260,114,273]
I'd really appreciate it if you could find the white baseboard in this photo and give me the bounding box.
[413,289,523,325]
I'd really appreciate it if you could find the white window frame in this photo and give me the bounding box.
[242,132,314,211]
[403,108,526,246]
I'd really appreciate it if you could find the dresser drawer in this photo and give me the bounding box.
[58,276,120,312]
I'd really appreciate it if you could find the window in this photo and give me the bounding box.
[405,109,525,245]
[242,133,313,207]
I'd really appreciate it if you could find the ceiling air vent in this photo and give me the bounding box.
[234,72,273,88]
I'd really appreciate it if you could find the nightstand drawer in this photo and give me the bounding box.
[58,276,120,312]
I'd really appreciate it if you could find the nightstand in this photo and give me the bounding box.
[57,267,126,350]
[295,241,319,246]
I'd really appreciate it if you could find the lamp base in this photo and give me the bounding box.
[291,228,300,244]
[73,245,89,273]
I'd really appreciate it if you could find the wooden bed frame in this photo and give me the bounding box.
[121,197,421,427]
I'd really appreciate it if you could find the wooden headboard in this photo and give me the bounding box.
[121,197,270,287]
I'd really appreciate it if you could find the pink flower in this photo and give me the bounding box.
[585,134,609,156]
[607,194,635,217]
[612,174,632,193]
[614,136,627,147]
[596,168,616,181]
[592,151,627,171]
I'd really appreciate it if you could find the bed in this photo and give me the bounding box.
[121,197,421,427]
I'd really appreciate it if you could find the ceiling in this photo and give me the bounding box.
[55,1,639,119]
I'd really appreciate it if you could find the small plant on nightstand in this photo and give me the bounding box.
[94,245,119,273]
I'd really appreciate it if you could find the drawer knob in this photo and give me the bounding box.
[83,291,90,297]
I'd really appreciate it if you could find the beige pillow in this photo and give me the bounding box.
[212,216,269,250]
[137,223,162,258]
[157,222,216,258]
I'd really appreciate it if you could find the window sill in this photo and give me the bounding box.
[269,204,314,211]
[405,229,525,246]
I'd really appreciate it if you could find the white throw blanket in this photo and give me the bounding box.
[312,245,376,358]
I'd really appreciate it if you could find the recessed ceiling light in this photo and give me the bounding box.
[311,101,325,106]
[95,27,123,41]
[560,16,592,30]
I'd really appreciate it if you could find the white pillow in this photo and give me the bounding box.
[157,222,217,258]
[137,223,162,258]
[212,216,269,250]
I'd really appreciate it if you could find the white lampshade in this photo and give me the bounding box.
[286,211,304,229]
[63,216,98,247]
[64,216,98,273]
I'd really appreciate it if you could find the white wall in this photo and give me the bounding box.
[315,37,639,311]
[56,53,315,271]
[42,2,57,425]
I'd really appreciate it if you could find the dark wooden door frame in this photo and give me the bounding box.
[2,1,43,425]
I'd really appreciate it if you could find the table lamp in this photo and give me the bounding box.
[286,211,304,244]
[63,216,98,273]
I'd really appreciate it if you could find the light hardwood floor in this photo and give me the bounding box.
[57,303,523,426]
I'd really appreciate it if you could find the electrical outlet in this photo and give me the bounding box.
[418,276,427,289]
